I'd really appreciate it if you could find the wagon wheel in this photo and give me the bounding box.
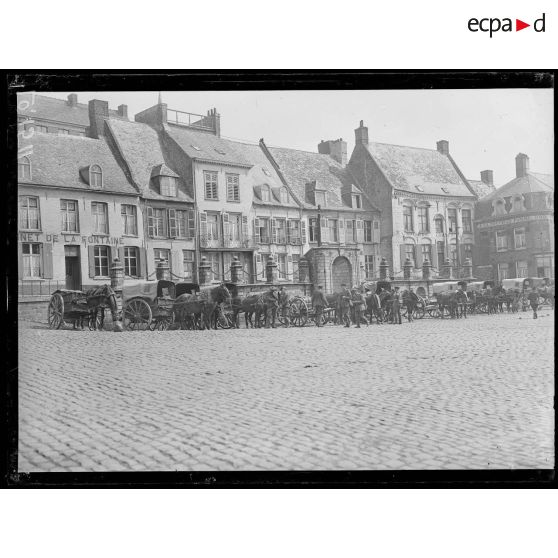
[217,310,234,329]
[123,298,152,331]
[47,293,64,329]
[413,304,426,319]
[427,306,441,318]
[290,297,308,327]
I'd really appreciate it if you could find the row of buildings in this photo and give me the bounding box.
[16,93,554,294]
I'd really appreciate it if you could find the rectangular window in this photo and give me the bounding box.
[364,220,372,242]
[205,252,221,281]
[463,243,473,263]
[328,219,339,243]
[206,213,220,240]
[204,171,218,200]
[288,220,301,244]
[437,241,445,266]
[121,204,137,236]
[365,255,374,279]
[60,199,79,233]
[91,202,109,234]
[404,244,416,267]
[94,246,110,277]
[496,230,508,252]
[315,191,326,208]
[174,210,189,238]
[228,213,241,242]
[309,217,318,242]
[514,228,526,249]
[352,194,362,209]
[435,217,444,234]
[226,174,240,202]
[183,250,195,280]
[256,218,270,243]
[292,254,300,282]
[516,260,529,278]
[345,220,355,243]
[447,208,458,233]
[462,209,472,233]
[403,206,413,232]
[418,206,429,233]
[535,255,553,278]
[421,244,432,265]
[123,247,138,277]
[274,218,287,244]
[22,243,42,277]
[160,176,177,197]
[150,208,165,237]
[449,245,457,267]
[19,196,40,230]
[498,262,509,281]
[277,254,287,278]
[153,248,170,269]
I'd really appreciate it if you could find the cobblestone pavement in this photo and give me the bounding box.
[18,309,554,472]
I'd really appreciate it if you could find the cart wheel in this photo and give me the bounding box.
[413,305,426,319]
[428,307,441,318]
[217,310,233,329]
[123,298,152,331]
[290,298,308,327]
[47,293,64,329]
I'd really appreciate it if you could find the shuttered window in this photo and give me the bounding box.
[22,243,42,277]
[91,202,109,234]
[226,174,240,202]
[94,246,110,277]
[328,219,338,242]
[123,247,138,277]
[204,171,218,200]
[121,205,137,236]
[61,199,79,233]
[19,196,41,230]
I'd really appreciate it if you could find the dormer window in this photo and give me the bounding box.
[90,165,103,188]
[493,199,506,216]
[18,156,31,180]
[352,194,362,209]
[315,191,326,208]
[280,189,289,204]
[261,184,270,202]
[512,195,524,212]
[160,176,177,197]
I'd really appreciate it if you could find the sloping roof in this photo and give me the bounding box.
[165,125,252,168]
[17,93,126,127]
[365,142,474,198]
[18,132,138,195]
[266,146,369,210]
[482,172,554,202]
[529,172,554,189]
[468,179,496,199]
[107,119,193,202]
[234,142,300,208]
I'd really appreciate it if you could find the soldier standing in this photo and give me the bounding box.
[311,285,329,327]
[339,283,352,327]
[264,285,279,328]
[351,287,368,328]
[277,285,290,327]
[404,287,419,322]
[527,287,540,319]
[391,286,402,324]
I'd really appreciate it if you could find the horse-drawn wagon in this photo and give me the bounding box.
[47,285,117,330]
[121,279,176,330]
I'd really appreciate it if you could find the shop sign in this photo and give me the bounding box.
[19,232,124,245]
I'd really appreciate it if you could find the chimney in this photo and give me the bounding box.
[88,99,109,138]
[480,170,494,187]
[209,107,221,137]
[117,104,128,118]
[67,93,78,107]
[515,153,529,178]
[318,138,347,166]
[354,120,369,146]
[436,140,449,155]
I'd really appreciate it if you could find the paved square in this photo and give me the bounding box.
[18,310,554,471]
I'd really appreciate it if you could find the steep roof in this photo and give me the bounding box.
[266,145,371,210]
[18,132,138,195]
[529,171,554,189]
[481,172,554,202]
[17,93,127,127]
[165,125,252,168]
[107,119,193,202]
[234,142,300,208]
[468,179,496,199]
[365,142,475,198]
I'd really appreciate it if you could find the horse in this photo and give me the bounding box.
[365,291,384,324]
[173,284,230,330]
[230,292,264,328]
[83,284,120,330]
[379,290,393,322]
[435,291,458,319]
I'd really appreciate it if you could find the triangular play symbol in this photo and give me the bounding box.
[516,19,530,31]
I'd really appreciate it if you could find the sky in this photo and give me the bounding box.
[39,89,553,186]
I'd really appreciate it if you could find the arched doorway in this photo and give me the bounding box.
[332,256,352,292]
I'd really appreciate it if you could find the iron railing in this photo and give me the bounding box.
[200,235,257,249]
[166,109,215,131]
